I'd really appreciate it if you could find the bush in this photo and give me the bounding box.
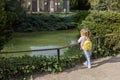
[64,45,85,63]
[80,11,120,36]
[79,11,120,58]
[72,11,90,24]
[13,13,77,32]
[0,54,78,80]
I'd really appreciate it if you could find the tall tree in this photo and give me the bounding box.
[70,0,90,10]
[0,0,25,50]
[0,0,13,50]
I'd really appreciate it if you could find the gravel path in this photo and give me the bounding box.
[32,54,120,80]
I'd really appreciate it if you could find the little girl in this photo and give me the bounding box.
[78,28,92,68]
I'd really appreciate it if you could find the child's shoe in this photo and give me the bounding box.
[88,64,91,69]
[83,61,87,67]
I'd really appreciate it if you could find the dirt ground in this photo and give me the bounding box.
[32,54,120,80]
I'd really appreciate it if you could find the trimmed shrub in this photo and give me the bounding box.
[13,13,76,32]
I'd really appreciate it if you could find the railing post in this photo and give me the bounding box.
[57,49,60,64]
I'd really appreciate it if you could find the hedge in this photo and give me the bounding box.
[13,13,76,32]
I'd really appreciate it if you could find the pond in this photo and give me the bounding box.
[30,39,76,57]
[30,46,64,57]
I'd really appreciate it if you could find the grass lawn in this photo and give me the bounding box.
[1,29,79,57]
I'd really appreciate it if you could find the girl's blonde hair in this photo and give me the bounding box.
[80,28,89,37]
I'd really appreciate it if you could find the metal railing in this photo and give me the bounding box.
[0,34,120,63]
[0,43,79,63]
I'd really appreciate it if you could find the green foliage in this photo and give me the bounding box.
[94,3,108,10]
[0,53,79,80]
[13,13,76,32]
[80,11,120,36]
[64,45,85,63]
[0,0,25,50]
[70,0,90,10]
[91,35,120,59]
[72,11,90,25]
[0,44,86,80]
[79,11,120,58]
[4,0,25,16]
[91,0,120,11]
[110,2,120,11]
[0,0,16,50]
